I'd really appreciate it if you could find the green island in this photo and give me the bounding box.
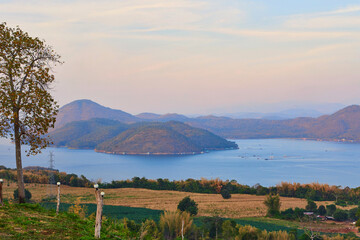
[49,119,238,155]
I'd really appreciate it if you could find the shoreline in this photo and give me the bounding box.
[94,146,238,156]
[226,137,359,144]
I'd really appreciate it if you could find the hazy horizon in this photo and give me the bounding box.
[2,0,360,114]
[64,98,347,118]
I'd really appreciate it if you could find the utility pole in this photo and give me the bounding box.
[48,152,55,198]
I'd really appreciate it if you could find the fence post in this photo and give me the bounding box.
[181,219,184,240]
[94,184,105,239]
[56,182,61,214]
[0,179,3,206]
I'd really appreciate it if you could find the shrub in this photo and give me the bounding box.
[294,207,305,218]
[159,210,192,240]
[326,204,337,216]
[237,225,260,240]
[139,219,161,240]
[177,196,198,216]
[201,216,224,239]
[305,199,317,212]
[221,189,231,199]
[317,205,326,215]
[261,230,293,240]
[13,189,32,201]
[68,198,87,219]
[333,209,348,221]
[264,194,281,217]
[348,207,359,221]
[221,220,237,240]
[335,200,347,207]
[281,208,295,220]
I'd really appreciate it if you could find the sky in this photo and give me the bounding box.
[1,0,360,115]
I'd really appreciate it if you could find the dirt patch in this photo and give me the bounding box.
[300,221,358,235]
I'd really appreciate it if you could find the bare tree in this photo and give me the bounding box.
[0,23,62,203]
[299,215,321,240]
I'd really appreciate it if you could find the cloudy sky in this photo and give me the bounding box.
[1,0,360,114]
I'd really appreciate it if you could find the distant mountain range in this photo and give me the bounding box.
[54,99,360,142]
[187,105,360,141]
[50,119,238,154]
[221,108,325,120]
[215,103,345,120]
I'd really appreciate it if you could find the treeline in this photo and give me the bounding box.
[279,200,359,222]
[100,177,360,203]
[1,164,359,203]
[0,166,92,187]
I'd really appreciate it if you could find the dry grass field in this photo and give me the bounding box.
[2,182,342,219]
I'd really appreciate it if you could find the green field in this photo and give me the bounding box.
[40,202,163,223]
[41,202,306,236]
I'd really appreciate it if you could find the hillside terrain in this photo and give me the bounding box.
[49,120,238,154]
[54,99,140,128]
[187,105,360,141]
[55,100,360,142]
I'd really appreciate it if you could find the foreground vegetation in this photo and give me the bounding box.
[1,168,359,238]
[1,202,359,239]
[0,201,165,239]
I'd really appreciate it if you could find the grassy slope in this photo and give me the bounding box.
[0,202,298,240]
[1,199,355,239]
[0,203,96,239]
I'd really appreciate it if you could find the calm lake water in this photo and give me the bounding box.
[0,139,359,187]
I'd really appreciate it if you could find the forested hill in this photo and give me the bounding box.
[55,100,360,142]
[54,99,140,128]
[49,119,238,155]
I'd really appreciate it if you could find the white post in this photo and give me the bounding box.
[181,219,184,240]
[56,182,61,214]
[94,184,104,239]
[0,179,3,206]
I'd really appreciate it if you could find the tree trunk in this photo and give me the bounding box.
[14,117,25,203]
[215,222,218,240]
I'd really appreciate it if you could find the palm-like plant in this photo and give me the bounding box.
[159,210,193,240]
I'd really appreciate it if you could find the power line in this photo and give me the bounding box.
[48,151,55,198]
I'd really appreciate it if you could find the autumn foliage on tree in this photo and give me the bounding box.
[0,23,61,203]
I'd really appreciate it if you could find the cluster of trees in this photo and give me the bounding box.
[263,195,360,223]
[99,177,360,203]
[276,182,360,203]
[0,168,92,187]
